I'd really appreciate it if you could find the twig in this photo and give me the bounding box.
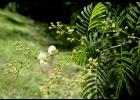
[101,40,134,53]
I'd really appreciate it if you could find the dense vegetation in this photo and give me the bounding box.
[1,2,140,99]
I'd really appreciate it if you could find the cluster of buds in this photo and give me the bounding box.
[73,74,85,84]
[112,23,115,28]
[5,41,37,75]
[102,20,113,25]
[72,49,77,54]
[49,22,63,29]
[44,63,62,85]
[113,32,120,37]
[56,30,64,35]
[5,63,19,75]
[49,22,66,35]
[102,20,107,24]
[12,41,23,51]
[40,85,49,95]
[87,57,98,68]
[49,22,56,29]
[67,37,75,42]
[37,45,62,95]
[113,28,123,37]
[49,22,78,45]
[56,22,63,28]
[76,57,98,81]
[74,57,99,84]
[40,61,63,95]
[80,36,87,46]
[66,27,74,34]
[128,33,136,39]
[101,20,116,30]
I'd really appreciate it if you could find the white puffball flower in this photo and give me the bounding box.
[40,60,48,65]
[37,52,47,65]
[48,45,57,55]
[37,52,46,60]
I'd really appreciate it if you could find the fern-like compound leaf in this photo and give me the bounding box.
[115,10,126,28]
[129,3,140,14]
[111,51,135,98]
[126,13,136,23]
[76,2,106,45]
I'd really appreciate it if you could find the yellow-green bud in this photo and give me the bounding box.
[112,23,115,28]
[56,31,60,34]
[57,22,60,25]
[96,49,100,53]
[71,38,75,42]
[67,27,70,30]
[87,64,90,66]
[119,28,122,31]
[68,29,74,33]
[67,37,71,41]
[90,66,93,69]
[49,26,52,29]
[73,49,76,53]
[109,20,112,23]
[81,36,86,40]
[88,57,93,62]
[113,30,116,32]
[15,41,18,44]
[81,42,85,45]
[57,24,60,27]
[94,62,98,66]
[60,25,63,28]
[125,26,128,30]
[102,20,106,23]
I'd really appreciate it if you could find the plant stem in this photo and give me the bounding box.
[101,40,133,53]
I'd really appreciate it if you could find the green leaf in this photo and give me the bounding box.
[130,8,138,18]
[116,76,123,99]
[124,75,134,96]
[136,2,140,8]
[83,7,91,18]
[126,14,136,23]
[81,11,90,21]
[76,23,88,31]
[129,3,140,14]
[77,15,89,24]
[127,21,135,28]
[138,39,140,55]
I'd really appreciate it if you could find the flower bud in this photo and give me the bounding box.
[49,27,52,29]
[88,57,93,62]
[125,26,128,30]
[112,23,115,28]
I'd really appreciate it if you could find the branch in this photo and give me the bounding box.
[101,40,134,53]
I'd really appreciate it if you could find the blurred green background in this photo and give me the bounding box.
[0,2,137,99]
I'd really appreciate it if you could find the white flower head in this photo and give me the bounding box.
[37,52,47,65]
[37,52,46,60]
[40,60,48,65]
[48,45,58,55]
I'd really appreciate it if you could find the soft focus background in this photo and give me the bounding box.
[0,2,132,99]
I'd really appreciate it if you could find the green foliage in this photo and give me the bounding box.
[80,56,109,99]
[127,2,140,31]
[71,2,140,99]
[3,1,140,99]
[111,50,136,98]
[76,2,106,37]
